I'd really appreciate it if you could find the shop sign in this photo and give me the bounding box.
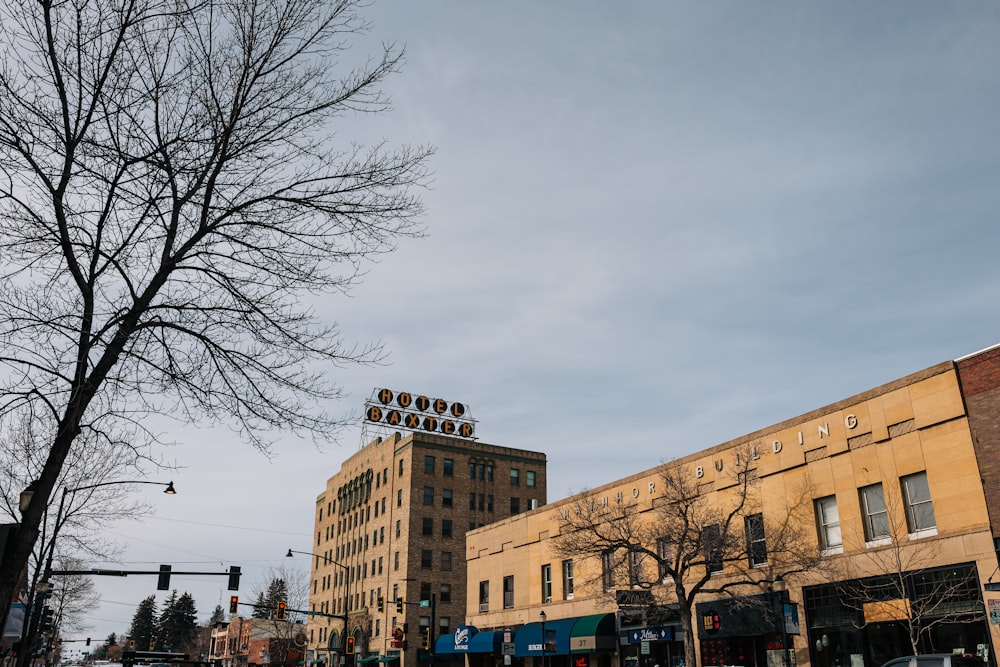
[627,627,673,643]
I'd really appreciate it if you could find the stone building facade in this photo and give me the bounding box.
[457,346,1000,667]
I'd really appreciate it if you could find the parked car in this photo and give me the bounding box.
[880,654,984,667]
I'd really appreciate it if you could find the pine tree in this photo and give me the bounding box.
[128,596,157,651]
[252,591,269,619]
[155,591,199,652]
[209,605,226,624]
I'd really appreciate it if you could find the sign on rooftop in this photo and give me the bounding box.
[364,388,476,440]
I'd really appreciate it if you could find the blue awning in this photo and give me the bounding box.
[514,618,577,657]
[435,625,480,654]
[467,631,503,654]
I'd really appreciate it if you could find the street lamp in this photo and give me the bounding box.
[771,575,790,667]
[286,549,351,666]
[539,610,547,667]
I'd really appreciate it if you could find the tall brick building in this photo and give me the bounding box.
[303,427,547,667]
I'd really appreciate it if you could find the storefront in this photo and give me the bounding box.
[801,563,993,667]
[696,592,798,667]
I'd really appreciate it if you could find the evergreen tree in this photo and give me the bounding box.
[252,591,269,619]
[128,596,157,651]
[264,578,289,614]
[209,605,226,624]
[155,591,199,652]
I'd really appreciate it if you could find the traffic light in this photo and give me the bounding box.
[344,636,355,655]
[11,640,21,657]
[276,601,287,621]
[86,638,91,646]
[395,597,403,613]
[38,606,54,633]
[228,565,242,591]
[230,596,239,614]
[157,564,171,590]
[422,626,431,650]
[377,596,384,612]
[128,638,135,650]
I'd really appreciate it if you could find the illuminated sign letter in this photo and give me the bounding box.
[405,413,421,429]
[459,423,474,438]
[366,406,383,422]
[441,420,456,435]
[450,402,466,418]
[433,398,448,414]
[415,395,431,412]
[397,392,412,408]
[386,410,402,426]
[378,388,394,405]
[423,416,438,431]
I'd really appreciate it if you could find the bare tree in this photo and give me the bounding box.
[555,448,823,667]
[838,482,986,656]
[0,0,431,630]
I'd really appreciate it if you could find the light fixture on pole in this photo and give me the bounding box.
[539,610,547,667]
[287,548,351,666]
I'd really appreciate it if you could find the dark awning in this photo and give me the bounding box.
[514,618,577,656]
[376,657,399,663]
[467,631,502,654]
[569,614,617,654]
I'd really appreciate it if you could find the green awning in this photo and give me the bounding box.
[377,657,399,663]
[356,658,379,663]
[569,613,617,654]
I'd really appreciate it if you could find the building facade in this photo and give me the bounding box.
[457,346,1000,667]
[304,429,547,667]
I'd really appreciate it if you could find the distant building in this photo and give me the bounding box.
[211,617,306,667]
[457,346,1000,667]
[305,429,547,667]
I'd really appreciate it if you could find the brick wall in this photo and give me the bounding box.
[957,345,1000,539]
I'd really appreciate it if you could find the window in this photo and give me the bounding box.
[486,464,494,481]
[527,471,536,487]
[479,581,489,611]
[397,489,402,507]
[704,524,723,574]
[438,616,450,635]
[442,519,453,538]
[510,468,520,486]
[541,564,552,602]
[469,462,476,478]
[424,456,436,474]
[628,546,643,585]
[395,519,401,538]
[562,559,574,600]
[441,551,452,571]
[443,458,454,476]
[815,495,842,551]
[510,497,520,514]
[859,484,890,542]
[440,583,451,602]
[487,494,494,512]
[503,575,514,609]
[394,551,399,570]
[442,488,453,507]
[422,518,433,536]
[469,492,476,510]
[657,538,672,581]
[399,459,404,476]
[601,550,615,591]
[423,486,434,505]
[420,582,432,601]
[421,549,432,568]
[901,472,937,533]
[745,513,767,566]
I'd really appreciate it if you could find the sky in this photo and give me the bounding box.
[40,0,1000,645]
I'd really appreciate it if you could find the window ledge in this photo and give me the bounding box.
[864,537,891,549]
[820,546,844,557]
[909,527,937,540]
